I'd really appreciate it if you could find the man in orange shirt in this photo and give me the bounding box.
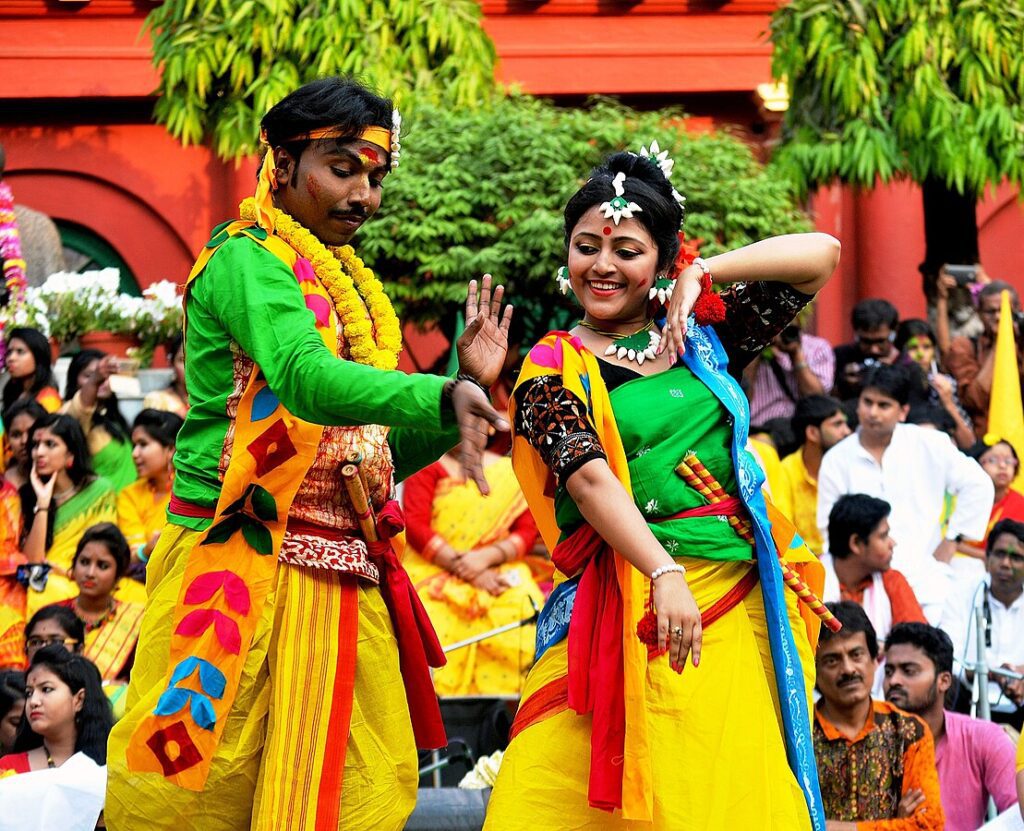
[823,494,927,648]
[813,601,944,830]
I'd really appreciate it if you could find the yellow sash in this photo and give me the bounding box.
[126,222,338,789]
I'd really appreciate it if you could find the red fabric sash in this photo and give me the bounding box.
[365,500,448,750]
[553,496,749,811]
[168,494,216,520]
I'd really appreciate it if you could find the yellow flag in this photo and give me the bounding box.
[987,290,1024,494]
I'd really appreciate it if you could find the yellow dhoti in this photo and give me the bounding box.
[483,557,817,831]
[106,524,417,831]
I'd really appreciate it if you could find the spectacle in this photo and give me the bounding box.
[856,333,895,346]
[26,636,80,651]
[981,456,1017,468]
[988,548,1024,566]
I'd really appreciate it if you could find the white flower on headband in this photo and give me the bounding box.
[640,140,674,179]
[671,188,686,205]
[600,172,642,225]
[391,109,402,168]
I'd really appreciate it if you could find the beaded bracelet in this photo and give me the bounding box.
[650,563,686,581]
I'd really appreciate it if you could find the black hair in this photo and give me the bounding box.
[792,395,845,444]
[24,604,86,650]
[261,77,394,179]
[2,397,47,436]
[165,331,183,364]
[986,518,1024,556]
[966,438,1020,479]
[132,408,184,449]
[827,493,891,560]
[860,363,911,406]
[64,350,130,443]
[14,646,113,765]
[19,413,95,551]
[0,670,25,720]
[906,402,956,438]
[72,522,131,581]
[563,152,683,275]
[894,319,937,354]
[819,600,879,660]
[2,327,57,412]
[851,298,899,332]
[885,622,953,675]
[977,280,1019,308]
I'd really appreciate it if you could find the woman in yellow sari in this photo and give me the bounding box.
[18,414,139,618]
[403,447,544,696]
[483,150,840,831]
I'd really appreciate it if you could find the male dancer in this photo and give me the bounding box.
[106,77,511,831]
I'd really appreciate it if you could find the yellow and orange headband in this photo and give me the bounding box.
[252,110,402,232]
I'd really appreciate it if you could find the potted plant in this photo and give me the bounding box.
[38,269,145,358]
[0,286,55,367]
[132,280,183,368]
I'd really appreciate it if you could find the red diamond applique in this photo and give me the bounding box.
[145,720,204,777]
[246,418,297,478]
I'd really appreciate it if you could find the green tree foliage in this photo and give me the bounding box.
[770,0,1024,196]
[145,0,498,159]
[358,96,811,335]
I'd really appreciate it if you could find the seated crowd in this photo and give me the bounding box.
[0,274,1023,829]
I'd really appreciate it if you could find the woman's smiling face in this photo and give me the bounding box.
[567,205,658,329]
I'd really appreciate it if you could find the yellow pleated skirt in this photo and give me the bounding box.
[483,558,816,831]
[105,524,417,831]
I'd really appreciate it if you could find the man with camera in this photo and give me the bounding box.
[747,321,835,425]
[832,299,901,402]
[942,277,1023,433]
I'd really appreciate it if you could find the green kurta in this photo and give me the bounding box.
[171,233,459,528]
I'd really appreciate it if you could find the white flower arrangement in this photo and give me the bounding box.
[0,287,52,338]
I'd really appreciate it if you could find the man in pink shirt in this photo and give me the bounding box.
[883,622,1018,831]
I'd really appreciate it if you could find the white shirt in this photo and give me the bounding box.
[943,575,1024,712]
[816,423,993,623]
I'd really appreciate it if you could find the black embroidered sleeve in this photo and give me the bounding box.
[513,375,606,487]
[714,281,814,373]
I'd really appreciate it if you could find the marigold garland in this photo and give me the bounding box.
[239,198,402,370]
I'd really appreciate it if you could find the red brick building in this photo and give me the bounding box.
[1,0,1021,351]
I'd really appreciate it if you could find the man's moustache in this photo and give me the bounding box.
[837,674,863,687]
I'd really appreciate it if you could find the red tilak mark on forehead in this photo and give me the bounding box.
[360,148,381,164]
[305,173,321,200]
[603,226,612,236]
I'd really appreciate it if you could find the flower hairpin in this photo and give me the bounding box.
[390,109,402,168]
[555,266,571,296]
[640,141,674,179]
[600,172,642,225]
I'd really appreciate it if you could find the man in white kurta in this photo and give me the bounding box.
[817,366,993,625]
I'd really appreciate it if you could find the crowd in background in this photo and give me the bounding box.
[0,268,1021,829]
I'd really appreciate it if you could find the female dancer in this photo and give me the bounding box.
[0,644,112,773]
[484,150,840,830]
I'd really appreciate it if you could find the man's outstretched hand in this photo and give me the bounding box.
[450,380,508,495]
[457,274,513,388]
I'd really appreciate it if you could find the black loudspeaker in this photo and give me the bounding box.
[418,697,517,787]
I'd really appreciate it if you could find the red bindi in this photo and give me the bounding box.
[360,148,380,164]
[603,226,612,236]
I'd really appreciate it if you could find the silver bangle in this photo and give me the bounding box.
[650,564,686,581]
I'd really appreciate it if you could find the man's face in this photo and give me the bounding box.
[855,325,895,359]
[856,387,907,442]
[852,517,895,572]
[977,293,1020,337]
[813,411,852,451]
[274,138,388,246]
[884,643,946,714]
[986,532,1024,596]
[816,631,876,710]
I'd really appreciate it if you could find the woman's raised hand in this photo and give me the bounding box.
[456,274,514,387]
[659,266,704,360]
[652,570,702,673]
